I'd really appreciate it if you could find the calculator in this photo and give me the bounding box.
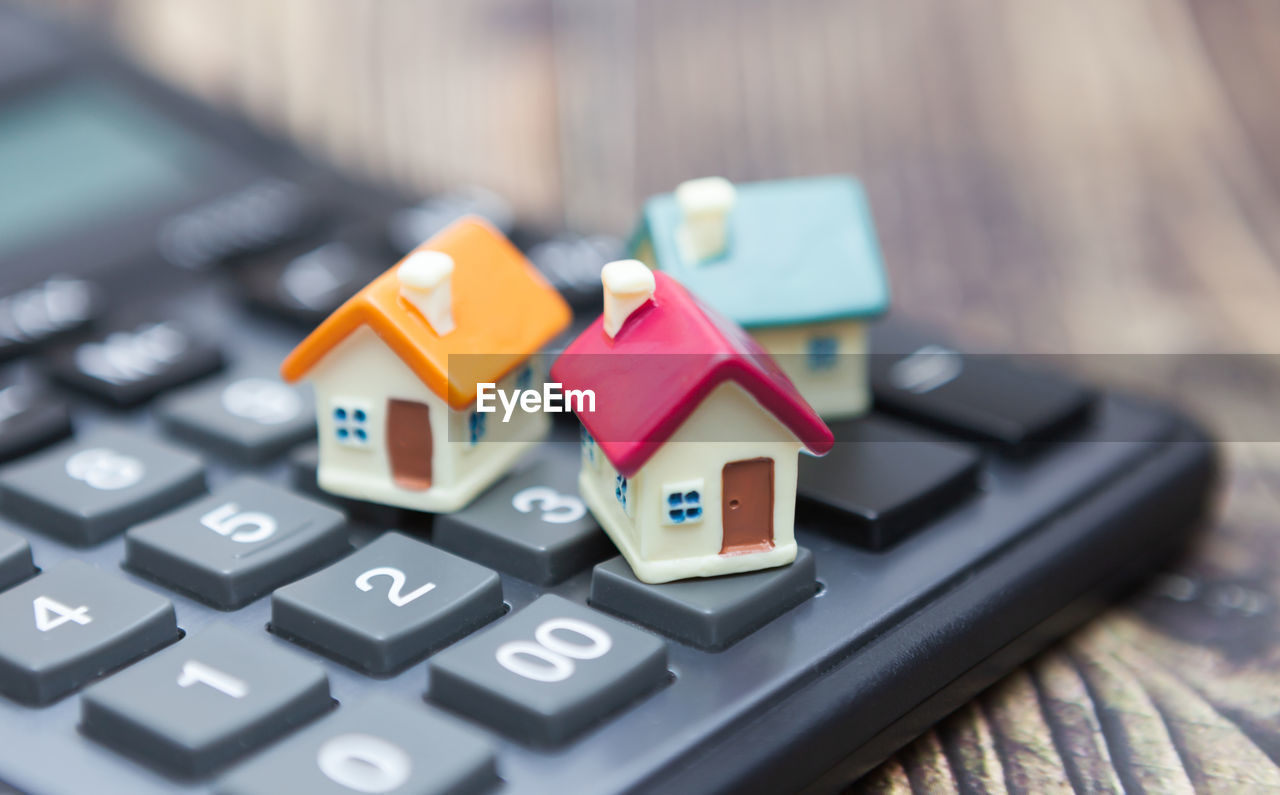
[0,5,1219,795]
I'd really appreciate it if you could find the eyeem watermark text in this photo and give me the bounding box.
[476,382,595,422]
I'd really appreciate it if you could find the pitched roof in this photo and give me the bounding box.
[281,216,571,409]
[550,271,833,477]
[632,175,890,328]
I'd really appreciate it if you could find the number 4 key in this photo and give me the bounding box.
[0,561,177,704]
[33,595,92,631]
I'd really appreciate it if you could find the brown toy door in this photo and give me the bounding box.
[387,399,432,490]
[720,457,774,554]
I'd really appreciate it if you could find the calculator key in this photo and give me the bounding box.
[0,519,35,591]
[159,376,315,463]
[434,459,613,585]
[590,548,816,650]
[525,234,622,307]
[798,416,981,549]
[428,594,667,745]
[869,338,1094,453]
[217,695,498,795]
[47,320,224,406]
[0,276,100,362]
[0,429,206,545]
[0,380,71,463]
[0,560,177,704]
[126,477,349,609]
[387,188,514,255]
[289,441,323,496]
[231,238,381,325]
[81,623,332,777]
[273,532,503,674]
[158,178,320,270]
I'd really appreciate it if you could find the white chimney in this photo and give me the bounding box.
[676,177,736,262]
[397,250,456,336]
[601,259,655,339]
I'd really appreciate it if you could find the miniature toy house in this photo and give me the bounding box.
[551,261,833,583]
[629,175,890,419]
[281,216,571,512]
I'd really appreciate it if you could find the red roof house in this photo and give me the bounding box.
[552,262,832,582]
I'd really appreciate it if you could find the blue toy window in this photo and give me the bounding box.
[662,480,704,525]
[580,424,596,463]
[468,411,487,445]
[615,474,629,514]
[332,401,370,447]
[807,336,838,370]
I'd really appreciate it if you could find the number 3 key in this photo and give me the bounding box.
[434,457,614,585]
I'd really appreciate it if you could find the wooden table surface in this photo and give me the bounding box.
[41,1,1280,790]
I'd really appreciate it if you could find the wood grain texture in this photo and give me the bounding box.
[41,0,1280,789]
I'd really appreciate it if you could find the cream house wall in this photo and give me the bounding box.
[751,318,868,419]
[638,381,802,562]
[307,326,547,512]
[578,380,803,583]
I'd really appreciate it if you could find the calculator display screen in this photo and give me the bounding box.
[0,79,214,260]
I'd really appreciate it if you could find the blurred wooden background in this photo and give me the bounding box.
[36,0,1280,790]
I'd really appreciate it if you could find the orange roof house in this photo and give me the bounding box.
[282,216,571,513]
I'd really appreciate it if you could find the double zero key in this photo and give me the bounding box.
[429,595,667,745]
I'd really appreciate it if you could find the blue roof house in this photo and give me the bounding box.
[628,175,890,419]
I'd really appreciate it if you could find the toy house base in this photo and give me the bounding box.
[578,468,798,584]
[320,437,539,514]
